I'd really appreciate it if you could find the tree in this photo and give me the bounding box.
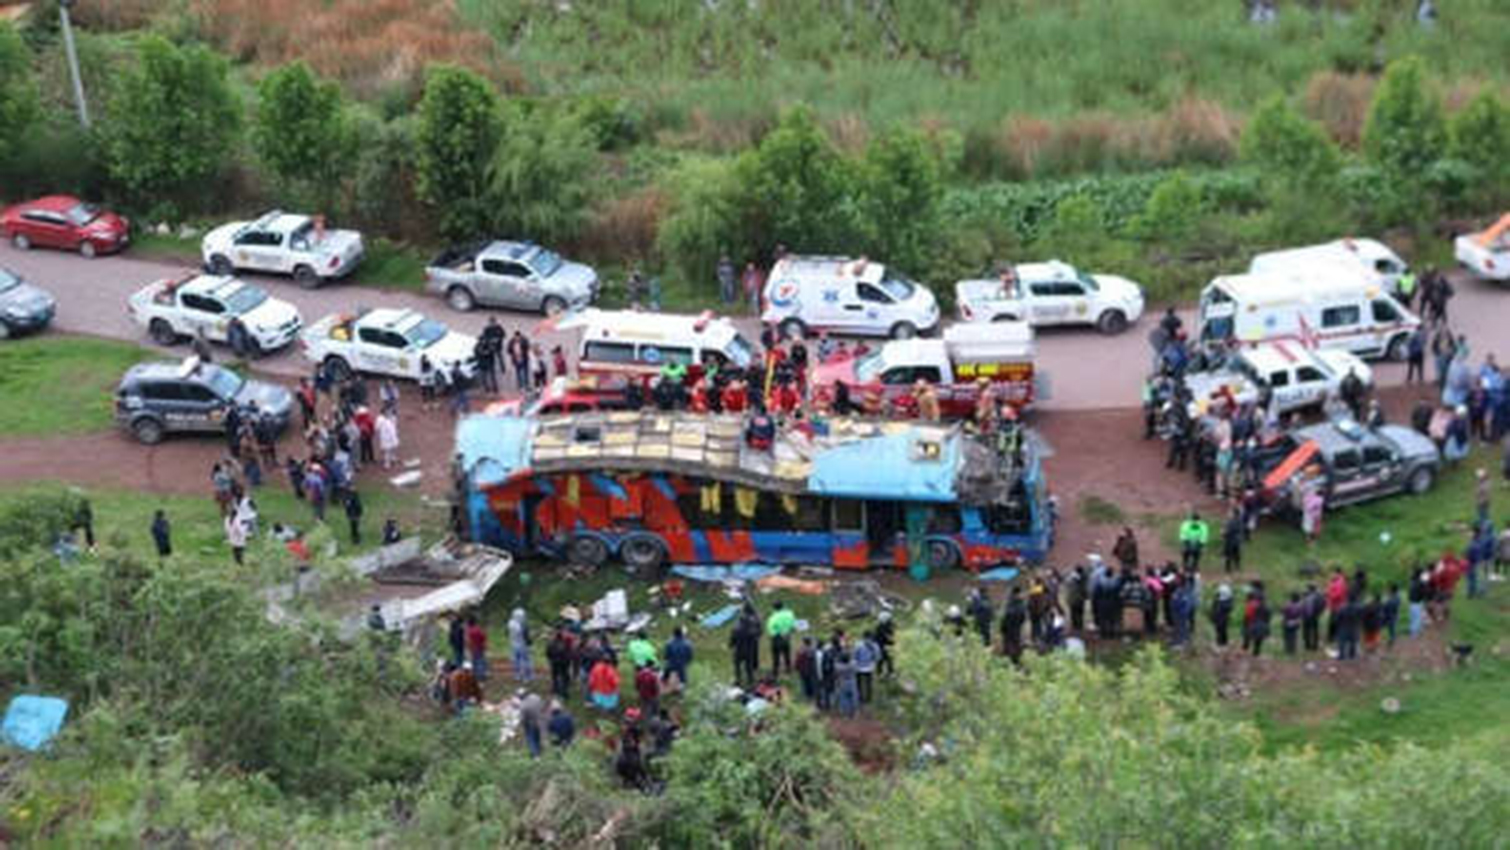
[102,36,241,214]
[1362,57,1447,181]
[487,107,598,243]
[1129,171,1202,243]
[862,128,944,275]
[252,61,356,210]
[0,22,41,168]
[656,157,747,288]
[734,107,865,256]
[1447,89,1510,194]
[1034,193,1105,259]
[414,65,501,240]
[1239,96,1340,188]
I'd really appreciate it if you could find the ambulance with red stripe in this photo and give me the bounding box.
[1197,270,1420,362]
[555,308,757,384]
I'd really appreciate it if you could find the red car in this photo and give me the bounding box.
[2,195,130,258]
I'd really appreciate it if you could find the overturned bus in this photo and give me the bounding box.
[454,411,1053,573]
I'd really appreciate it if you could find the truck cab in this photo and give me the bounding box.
[1455,213,1510,282]
[1183,343,1371,417]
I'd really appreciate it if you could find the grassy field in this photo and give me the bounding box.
[0,336,152,436]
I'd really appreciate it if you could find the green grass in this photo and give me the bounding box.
[128,230,202,266]
[358,238,428,291]
[0,336,152,436]
[1079,494,1127,526]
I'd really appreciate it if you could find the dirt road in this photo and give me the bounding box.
[6,243,1505,410]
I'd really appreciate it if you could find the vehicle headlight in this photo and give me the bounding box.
[6,306,30,318]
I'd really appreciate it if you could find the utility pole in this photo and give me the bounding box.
[59,0,90,129]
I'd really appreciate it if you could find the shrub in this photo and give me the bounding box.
[861,128,944,275]
[252,61,357,210]
[414,65,501,240]
[0,21,43,165]
[1129,171,1203,243]
[101,35,242,216]
[1240,96,1341,189]
[733,106,866,255]
[1362,57,1447,187]
[349,112,424,241]
[579,186,668,263]
[487,106,600,244]
[1447,89,1510,202]
[655,157,746,288]
[1303,70,1375,148]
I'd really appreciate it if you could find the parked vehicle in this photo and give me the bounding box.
[1263,419,1440,512]
[425,240,599,314]
[1,195,130,258]
[114,357,293,445]
[0,267,56,340]
[300,308,476,382]
[201,211,364,288]
[955,260,1144,334]
[455,411,1053,571]
[812,322,1038,417]
[556,308,757,384]
[486,376,634,417]
[1454,214,1510,282]
[763,255,939,339]
[1182,342,1372,417]
[1198,271,1419,361]
[128,273,302,354]
[1250,238,1408,291]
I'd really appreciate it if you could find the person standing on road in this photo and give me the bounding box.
[717,254,736,305]
[376,409,400,469]
[192,328,214,363]
[473,335,498,395]
[344,488,364,545]
[1179,510,1209,570]
[1406,327,1426,384]
[507,331,531,393]
[449,362,470,416]
[742,261,763,316]
[1113,527,1139,573]
[766,601,796,677]
[151,509,172,559]
[480,317,505,388]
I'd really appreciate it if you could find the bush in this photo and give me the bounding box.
[349,112,421,240]
[252,61,357,210]
[487,105,600,244]
[655,157,746,288]
[0,21,41,164]
[414,65,502,240]
[1362,56,1447,219]
[861,128,945,275]
[1240,96,1341,190]
[1447,89,1510,205]
[732,107,866,256]
[1129,171,1203,243]
[101,35,242,216]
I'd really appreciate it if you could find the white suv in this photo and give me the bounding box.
[201,211,364,289]
[763,255,939,339]
[955,260,1144,334]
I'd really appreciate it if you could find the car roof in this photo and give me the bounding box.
[1014,260,1079,283]
[362,308,427,332]
[244,210,308,234]
[1294,421,1382,455]
[21,195,83,213]
[175,274,246,297]
[1238,342,1316,372]
[482,240,543,261]
[771,255,886,286]
[123,358,222,383]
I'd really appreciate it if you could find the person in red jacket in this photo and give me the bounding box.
[589,657,621,711]
[721,379,748,414]
[635,663,661,718]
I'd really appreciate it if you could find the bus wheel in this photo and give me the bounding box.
[567,534,609,568]
[926,540,961,571]
[621,535,667,572]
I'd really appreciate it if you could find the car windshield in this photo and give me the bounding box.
[880,275,915,301]
[205,366,245,401]
[223,285,268,315]
[726,334,754,368]
[405,319,450,348]
[527,248,564,277]
[854,349,889,382]
[65,203,100,227]
[1077,271,1100,292]
[0,270,18,294]
[1235,358,1263,386]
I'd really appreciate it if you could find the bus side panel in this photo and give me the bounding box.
[750,531,834,565]
[832,536,868,569]
[701,530,758,563]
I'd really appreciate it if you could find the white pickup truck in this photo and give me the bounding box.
[201,211,364,288]
[300,308,476,382]
[1454,214,1510,281]
[425,240,599,314]
[128,273,302,354]
[955,260,1145,334]
[1183,342,1372,417]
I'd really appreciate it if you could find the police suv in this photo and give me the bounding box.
[114,357,294,445]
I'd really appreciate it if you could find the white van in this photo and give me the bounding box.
[1249,239,1408,291]
[762,255,939,339]
[1198,271,1419,361]
[556,308,757,382]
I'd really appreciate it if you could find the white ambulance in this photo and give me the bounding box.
[762,255,940,339]
[1249,238,1409,291]
[555,308,757,382]
[1197,270,1419,361]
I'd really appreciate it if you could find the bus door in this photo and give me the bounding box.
[830,499,867,569]
[865,501,904,566]
[522,493,546,551]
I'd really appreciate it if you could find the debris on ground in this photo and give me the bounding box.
[585,589,630,630]
[756,574,827,595]
[829,580,911,620]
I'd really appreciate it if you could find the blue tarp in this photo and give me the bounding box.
[699,604,743,629]
[455,416,533,487]
[809,428,959,502]
[2,695,69,752]
[977,567,1020,582]
[671,564,779,583]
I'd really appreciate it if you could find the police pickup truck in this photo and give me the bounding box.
[425,240,599,314]
[1265,420,1441,512]
[955,260,1145,334]
[128,273,302,354]
[114,357,293,445]
[1182,342,1371,417]
[201,211,364,288]
[300,308,476,382]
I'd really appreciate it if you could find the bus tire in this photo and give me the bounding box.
[621,534,667,572]
[1385,334,1410,362]
[926,540,962,571]
[567,534,610,568]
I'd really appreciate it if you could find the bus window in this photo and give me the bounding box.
[832,499,863,532]
[754,493,787,530]
[676,489,706,528]
[928,506,962,534]
[721,486,754,530]
[794,497,827,531]
[987,481,1032,533]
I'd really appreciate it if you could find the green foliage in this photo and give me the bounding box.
[1034,194,1106,260]
[661,682,861,848]
[733,107,865,256]
[102,35,241,216]
[414,65,502,240]
[1128,171,1203,243]
[861,128,944,275]
[1240,96,1340,189]
[252,61,357,209]
[655,157,745,285]
[0,336,152,437]
[1362,56,1447,219]
[0,21,41,164]
[1448,89,1510,202]
[487,106,599,243]
[350,111,418,237]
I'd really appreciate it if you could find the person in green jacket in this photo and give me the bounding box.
[1179,510,1209,571]
[767,601,796,677]
[627,636,658,669]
